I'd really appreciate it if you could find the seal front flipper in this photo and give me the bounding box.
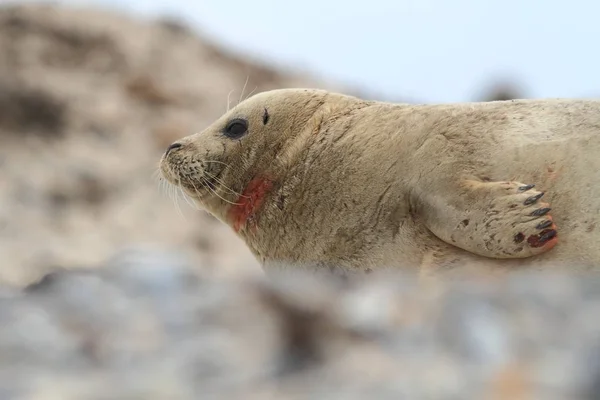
[413,179,558,259]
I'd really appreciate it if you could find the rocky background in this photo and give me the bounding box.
[0,2,348,286]
[1,3,597,399]
[1,250,600,399]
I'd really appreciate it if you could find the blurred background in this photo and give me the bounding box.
[1,0,599,286]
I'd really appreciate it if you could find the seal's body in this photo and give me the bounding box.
[160,89,600,276]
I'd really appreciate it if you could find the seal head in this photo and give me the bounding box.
[160,88,329,231]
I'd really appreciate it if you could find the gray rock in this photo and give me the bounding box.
[1,253,600,399]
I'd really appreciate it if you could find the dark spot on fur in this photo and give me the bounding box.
[587,223,596,233]
[276,194,286,210]
[263,107,270,125]
[461,219,469,227]
[514,232,525,243]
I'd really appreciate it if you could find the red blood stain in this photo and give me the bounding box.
[228,177,273,232]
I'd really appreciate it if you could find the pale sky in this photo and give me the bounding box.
[12,0,600,103]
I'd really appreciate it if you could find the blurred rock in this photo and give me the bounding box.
[0,79,67,136]
[478,80,526,101]
[0,252,598,399]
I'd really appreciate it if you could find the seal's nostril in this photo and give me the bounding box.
[165,142,183,155]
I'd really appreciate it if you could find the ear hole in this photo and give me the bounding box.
[263,108,270,125]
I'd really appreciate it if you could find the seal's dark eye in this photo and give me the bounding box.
[224,118,248,139]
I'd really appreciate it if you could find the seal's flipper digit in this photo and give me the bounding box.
[416,179,558,259]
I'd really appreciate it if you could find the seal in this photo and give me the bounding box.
[159,88,600,276]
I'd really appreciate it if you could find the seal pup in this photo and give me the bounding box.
[159,88,600,276]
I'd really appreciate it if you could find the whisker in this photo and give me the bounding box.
[201,160,250,199]
[164,164,188,218]
[238,75,250,106]
[157,176,166,196]
[190,179,221,206]
[165,183,174,205]
[202,160,234,166]
[173,187,185,218]
[200,176,243,206]
[244,86,258,101]
[165,187,172,201]
[189,180,209,201]
[162,168,178,203]
[152,168,168,195]
[203,170,248,199]
[164,181,178,203]
[162,182,171,199]
[178,185,199,210]
[227,89,235,112]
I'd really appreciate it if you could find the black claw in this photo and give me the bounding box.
[518,184,535,192]
[539,229,557,243]
[530,207,551,217]
[524,192,545,205]
[536,220,553,230]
